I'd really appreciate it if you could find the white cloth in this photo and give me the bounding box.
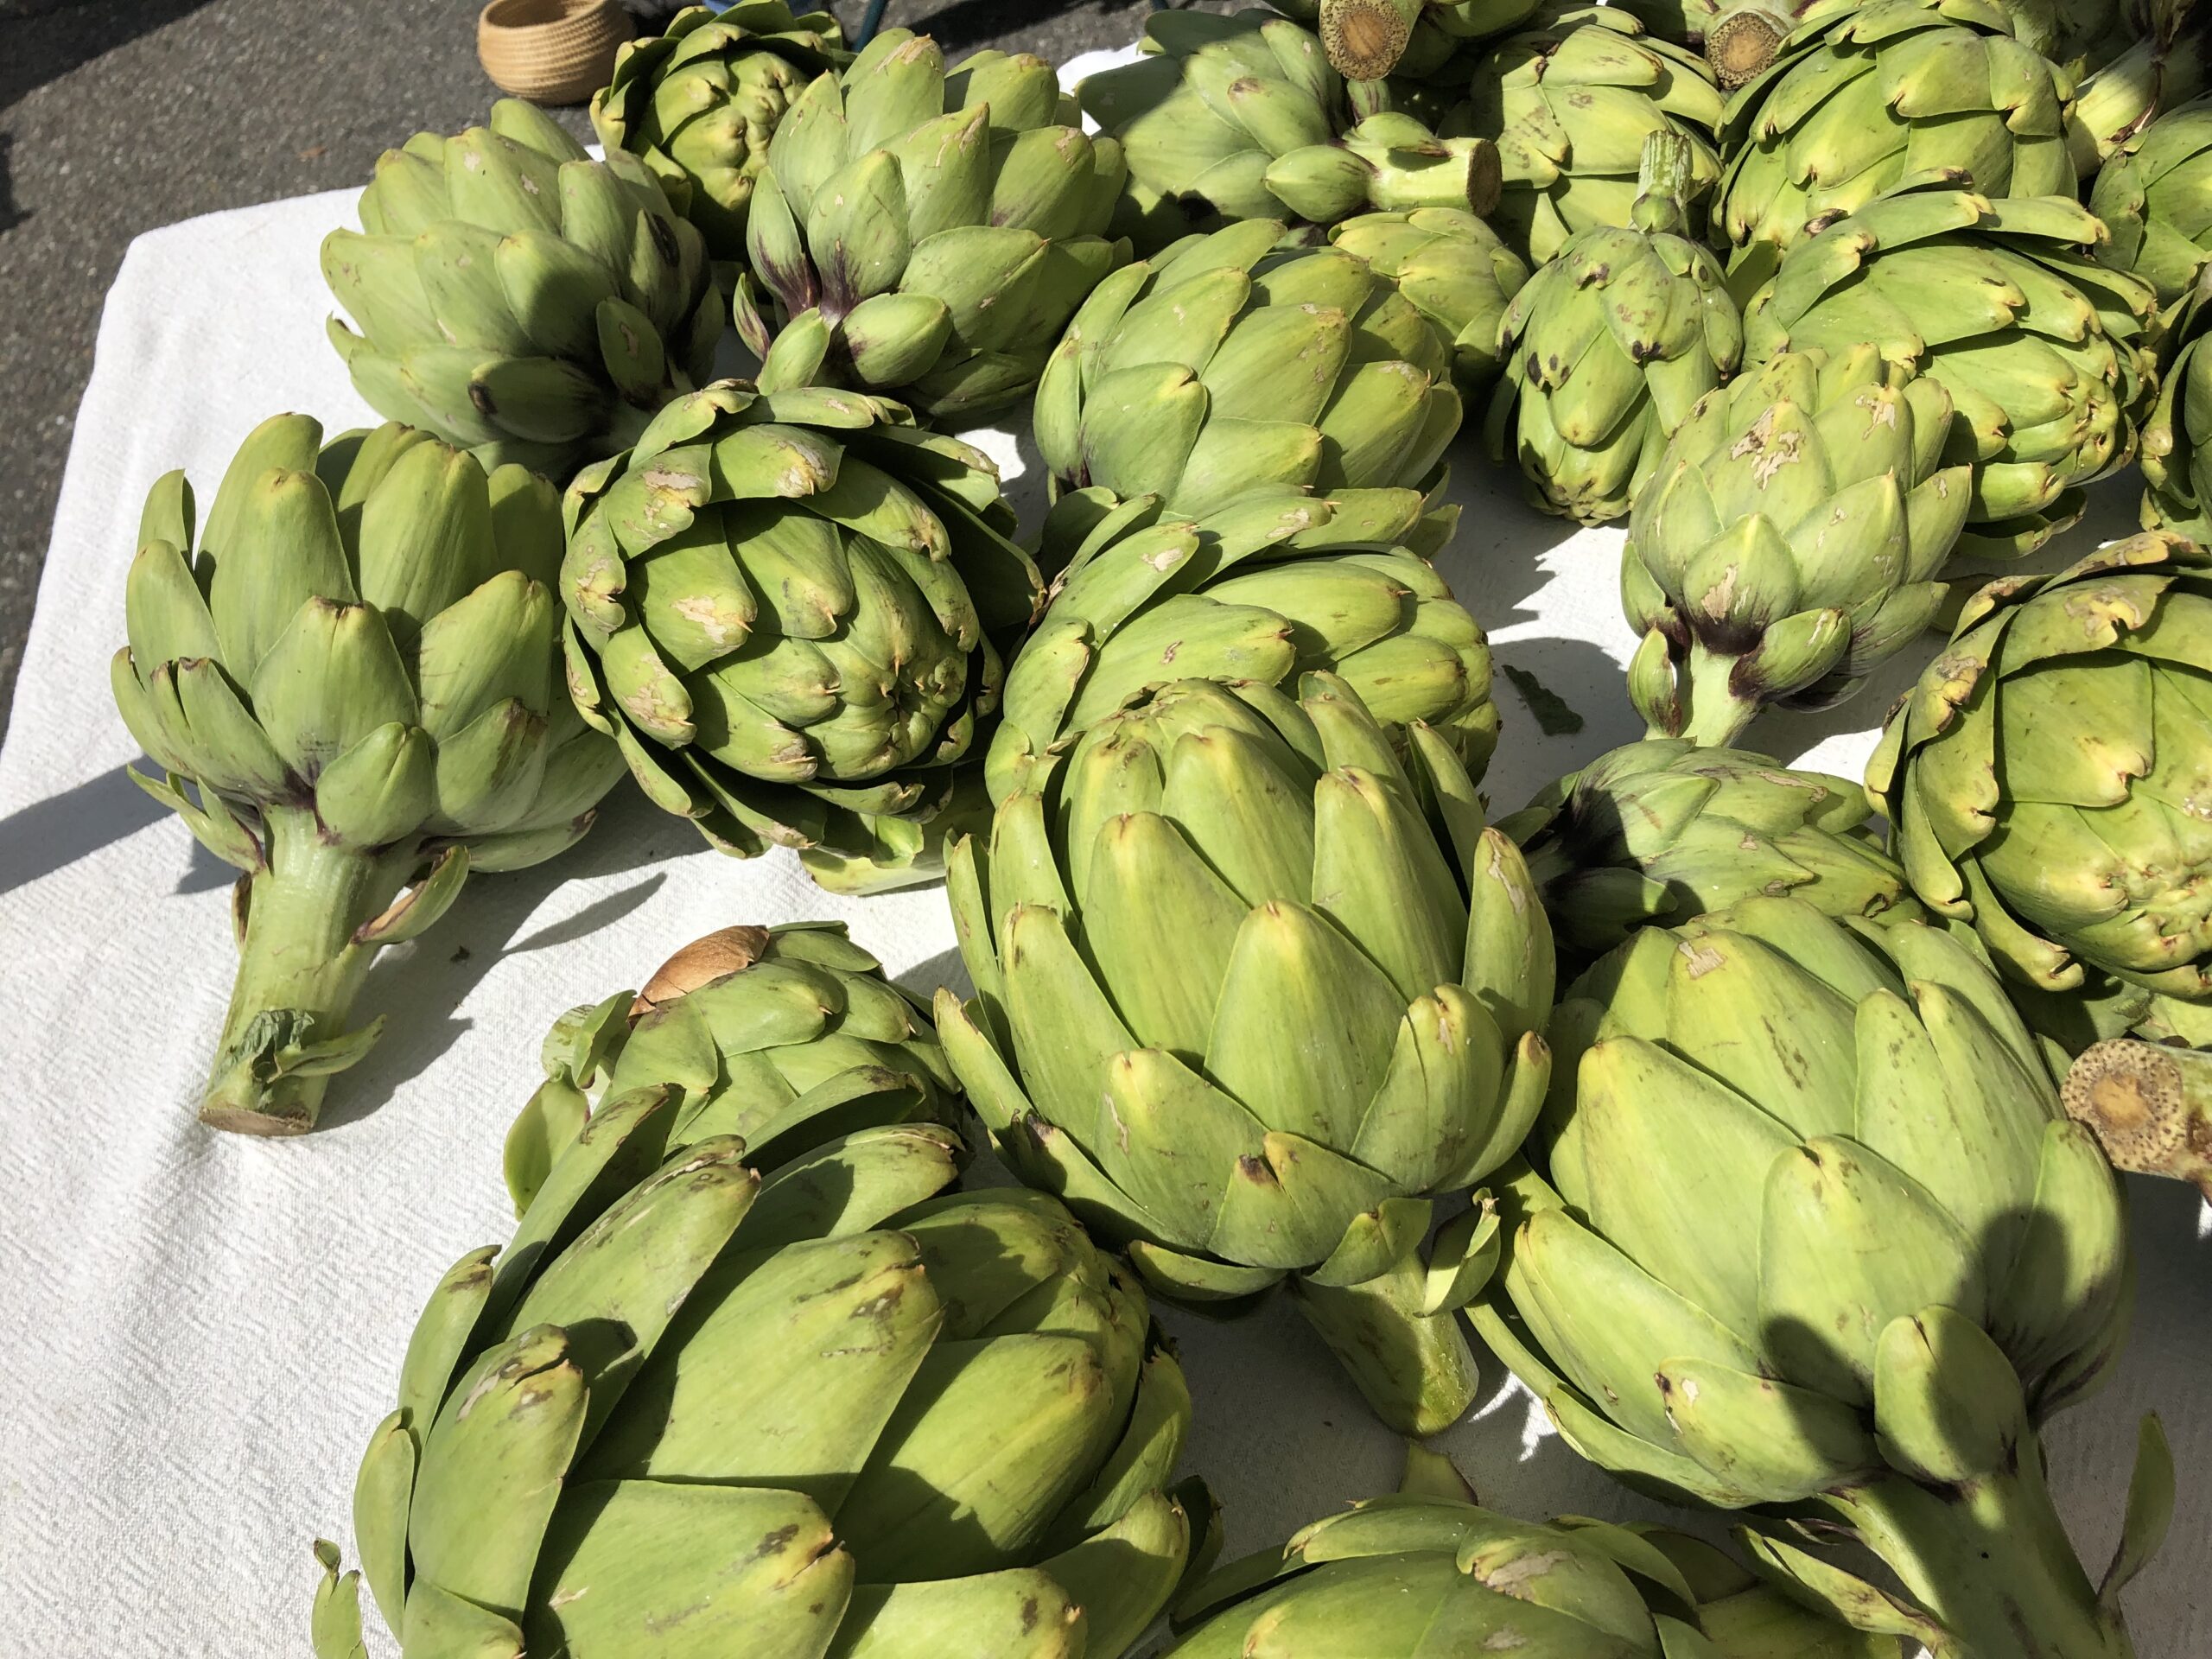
[0,60,2202,1658]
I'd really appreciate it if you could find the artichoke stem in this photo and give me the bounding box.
[199,807,420,1136]
[1290,1258,1478,1437]
[1630,130,1694,237]
[2061,1039,2212,1198]
[1656,643,1760,750]
[1317,0,1421,80]
[1832,1452,2133,1659]
[1705,6,1790,89]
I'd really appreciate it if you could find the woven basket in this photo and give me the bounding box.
[477,0,635,105]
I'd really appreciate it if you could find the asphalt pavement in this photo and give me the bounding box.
[0,0,1188,741]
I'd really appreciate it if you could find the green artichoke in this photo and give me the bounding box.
[2143,278,2212,537]
[1328,206,1529,396]
[1452,6,1726,267]
[1469,895,2170,1658]
[1077,8,1505,255]
[1867,531,2212,1056]
[502,919,962,1214]
[1033,218,1465,518]
[1167,1448,1901,1658]
[1486,131,1743,525]
[986,485,1497,803]
[1621,345,1971,747]
[1502,738,1920,963]
[731,30,1132,421]
[1715,0,2079,297]
[110,416,624,1135]
[2094,94,2212,315]
[589,1,846,261]
[1744,182,2158,559]
[936,671,1554,1436]
[310,1050,1205,1656]
[321,99,725,480]
[559,379,1043,894]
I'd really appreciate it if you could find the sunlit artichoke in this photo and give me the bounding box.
[1744,181,2158,559]
[1621,345,1970,747]
[1487,131,1742,524]
[1034,218,1464,518]
[589,2,847,260]
[987,485,1496,802]
[1078,7,1505,255]
[311,946,1206,1659]
[322,99,724,479]
[1502,738,1920,963]
[1452,6,1726,266]
[559,379,1042,893]
[734,29,1134,420]
[1470,896,2168,1658]
[1715,0,2079,296]
[937,672,1553,1436]
[111,415,623,1135]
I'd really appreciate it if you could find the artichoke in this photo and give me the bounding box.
[1328,206,1529,396]
[559,379,1043,894]
[935,671,1554,1436]
[2143,277,2212,537]
[309,982,1206,1659]
[110,416,624,1135]
[1033,218,1465,518]
[1502,738,1920,963]
[1167,1447,1900,1658]
[2094,94,2212,315]
[502,919,962,1214]
[1744,182,2158,559]
[589,1,846,261]
[731,30,1133,421]
[1077,8,1505,255]
[1452,6,1726,267]
[1621,345,1971,747]
[321,100,725,480]
[1468,895,2170,1657]
[1867,531,2212,1058]
[986,485,1497,802]
[1715,0,2079,297]
[2066,0,2208,174]
[1486,130,1743,525]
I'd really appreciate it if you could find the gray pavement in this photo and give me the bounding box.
[0,0,1186,742]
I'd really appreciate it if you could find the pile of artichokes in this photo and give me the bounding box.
[92,0,2212,1652]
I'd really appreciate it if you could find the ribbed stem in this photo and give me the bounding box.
[1829,1453,2133,1659]
[1630,130,1694,237]
[1291,1257,1478,1436]
[2061,1039,2212,1198]
[200,807,416,1135]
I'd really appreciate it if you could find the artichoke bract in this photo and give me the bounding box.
[1867,532,2212,1054]
[733,30,1132,422]
[321,99,724,480]
[1487,131,1743,525]
[2094,95,2212,315]
[1469,896,2169,1658]
[311,969,1205,1659]
[1328,207,1529,397]
[1622,346,1971,747]
[1167,1448,1900,1658]
[1034,218,1464,518]
[1502,738,1920,963]
[2142,278,2212,537]
[589,1,846,262]
[1744,183,2158,560]
[1077,8,1504,256]
[110,416,624,1135]
[559,379,1043,894]
[502,920,962,1215]
[936,672,1554,1437]
[1453,7,1726,267]
[986,485,1496,804]
[1715,0,2079,297]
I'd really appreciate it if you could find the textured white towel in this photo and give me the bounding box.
[0,54,2201,1657]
